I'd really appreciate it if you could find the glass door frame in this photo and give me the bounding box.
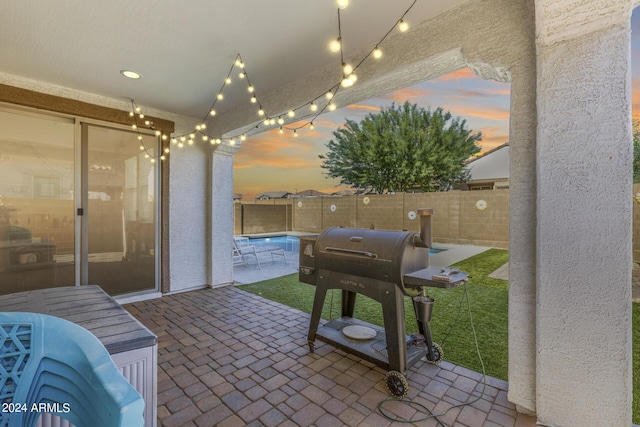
[78,121,161,295]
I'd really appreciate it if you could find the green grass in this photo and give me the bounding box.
[634,303,640,422]
[238,248,510,379]
[238,249,640,423]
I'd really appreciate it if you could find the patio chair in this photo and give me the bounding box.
[0,312,144,427]
[233,237,287,270]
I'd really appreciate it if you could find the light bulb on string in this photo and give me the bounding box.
[279,127,284,135]
[160,155,166,161]
[164,148,170,153]
[225,77,232,84]
[240,134,246,141]
[189,133,195,139]
[269,118,276,125]
[145,154,150,159]
[288,110,295,118]
[278,117,284,125]
[326,91,334,99]
[132,124,137,129]
[162,134,167,140]
[180,136,186,142]
[235,58,242,67]
[258,108,265,116]
[216,139,222,144]
[155,130,161,136]
[343,63,353,75]
[229,139,236,145]
[188,139,194,145]
[139,145,144,150]
[210,139,215,145]
[178,142,184,148]
[310,102,318,112]
[145,120,151,126]
[309,122,315,130]
[239,72,245,79]
[251,96,257,103]
[138,135,143,140]
[171,139,177,145]
[135,107,141,113]
[341,77,352,88]
[248,86,254,92]
[373,47,383,59]
[398,19,409,32]
[329,37,342,53]
[293,130,299,138]
[210,109,216,116]
[200,124,206,130]
[328,103,337,111]
[139,114,144,119]
[202,135,208,141]
[263,119,270,126]
[337,0,349,9]
[217,93,224,100]
[129,111,134,117]
[150,158,156,163]
[348,73,357,83]
[196,125,202,131]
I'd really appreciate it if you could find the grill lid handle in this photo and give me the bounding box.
[324,247,378,259]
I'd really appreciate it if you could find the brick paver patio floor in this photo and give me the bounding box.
[125,286,536,427]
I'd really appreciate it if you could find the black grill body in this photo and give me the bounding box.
[302,209,467,379]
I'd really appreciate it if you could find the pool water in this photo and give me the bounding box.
[248,236,445,255]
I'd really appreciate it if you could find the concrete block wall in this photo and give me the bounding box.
[235,204,290,235]
[634,183,640,262]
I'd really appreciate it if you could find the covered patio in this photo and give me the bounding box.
[126,285,536,426]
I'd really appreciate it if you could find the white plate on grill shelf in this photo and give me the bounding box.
[342,325,377,340]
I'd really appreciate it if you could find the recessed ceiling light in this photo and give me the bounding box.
[120,70,142,79]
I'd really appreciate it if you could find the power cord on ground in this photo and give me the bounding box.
[377,281,487,425]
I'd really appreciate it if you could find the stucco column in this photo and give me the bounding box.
[507,61,537,414]
[209,143,239,287]
[535,1,633,425]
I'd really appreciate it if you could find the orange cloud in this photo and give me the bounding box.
[381,87,431,103]
[345,104,381,113]
[447,105,510,121]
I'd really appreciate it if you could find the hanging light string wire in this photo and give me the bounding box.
[134,0,419,149]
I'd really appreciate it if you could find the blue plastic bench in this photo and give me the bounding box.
[0,312,144,427]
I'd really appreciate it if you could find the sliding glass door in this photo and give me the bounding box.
[0,107,159,296]
[83,124,158,295]
[0,108,76,294]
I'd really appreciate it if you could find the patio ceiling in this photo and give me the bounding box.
[0,0,468,120]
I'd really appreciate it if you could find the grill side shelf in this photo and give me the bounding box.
[403,267,468,289]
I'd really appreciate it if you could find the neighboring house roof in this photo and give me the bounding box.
[296,189,326,197]
[255,191,291,199]
[466,142,509,181]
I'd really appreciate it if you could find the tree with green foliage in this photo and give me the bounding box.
[319,102,482,193]
[634,120,640,183]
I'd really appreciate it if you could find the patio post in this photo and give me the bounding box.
[534,0,633,424]
[209,143,239,287]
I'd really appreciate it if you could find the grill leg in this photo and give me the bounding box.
[307,285,328,352]
[341,290,357,318]
[382,286,407,374]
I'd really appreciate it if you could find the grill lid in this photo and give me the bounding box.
[313,227,429,288]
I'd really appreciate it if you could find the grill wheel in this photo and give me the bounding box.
[385,370,409,398]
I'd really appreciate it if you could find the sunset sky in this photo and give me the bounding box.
[234,10,640,200]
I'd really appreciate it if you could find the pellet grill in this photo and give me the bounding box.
[299,209,467,397]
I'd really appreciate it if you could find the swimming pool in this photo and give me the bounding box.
[248,235,445,255]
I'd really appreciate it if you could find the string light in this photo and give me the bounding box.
[146,1,418,149]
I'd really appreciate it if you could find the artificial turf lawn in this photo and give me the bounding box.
[238,249,640,423]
